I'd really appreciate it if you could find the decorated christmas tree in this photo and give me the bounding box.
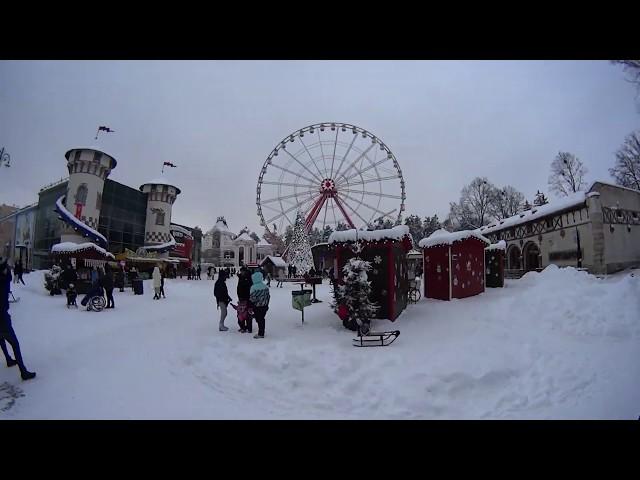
[288,210,314,275]
[332,254,378,334]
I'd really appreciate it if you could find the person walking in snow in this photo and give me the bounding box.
[13,261,25,285]
[115,267,125,292]
[196,265,201,280]
[249,271,270,339]
[103,263,115,308]
[160,268,166,298]
[214,269,233,331]
[0,260,36,381]
[235,267,253,333]
[152,266,162,300]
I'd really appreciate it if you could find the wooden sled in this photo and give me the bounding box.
[352,330,400,347]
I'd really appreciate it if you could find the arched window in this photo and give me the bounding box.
[75,184,88,205]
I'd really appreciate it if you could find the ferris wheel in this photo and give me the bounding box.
[256,122,406,240]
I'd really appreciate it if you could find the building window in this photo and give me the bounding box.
[73,150,81,162]
[545,218,553,230]
[93,151,102,163]
[75,184,88,205]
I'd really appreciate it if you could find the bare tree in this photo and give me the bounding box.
[488,185,525,220]
[609,130,640,190]
[448,177,494,229]
[548,152,588,197]
[612,60,640,86]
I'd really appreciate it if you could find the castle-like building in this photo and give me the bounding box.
[201,216,274,268]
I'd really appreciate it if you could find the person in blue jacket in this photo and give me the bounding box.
[0,260,36,381]
[249,271,270,339]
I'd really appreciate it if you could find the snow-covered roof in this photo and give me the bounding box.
[485,240,507,251]
[476,190,596,236]
[261,256,287,268]
[141,235,176,253]
[139,177,181,195]
[170,224,192,236]
[234,232,255,243]
[51,242,115,259]
[328,225,411,244]
[257,238,272,247]
[208,219,232,235]
[418,229,490,249]
[589,180,640,195]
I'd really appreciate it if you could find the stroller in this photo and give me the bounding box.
[80,284,106,312]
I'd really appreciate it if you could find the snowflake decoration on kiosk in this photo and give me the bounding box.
[288,210,314,275]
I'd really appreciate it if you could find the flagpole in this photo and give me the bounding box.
[95,127,100,141]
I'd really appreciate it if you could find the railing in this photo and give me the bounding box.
[39,177,69,193]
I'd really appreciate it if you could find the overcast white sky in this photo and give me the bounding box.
[0,60,637,235]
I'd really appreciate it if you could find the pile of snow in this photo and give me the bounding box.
[51,242,115,259]
[418,229,490,249]
[329,225,411,244]
[2,265,638,419]
[486,240,507,251]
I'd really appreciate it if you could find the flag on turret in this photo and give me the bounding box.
[95,125,115,139]
[163,162,177,168]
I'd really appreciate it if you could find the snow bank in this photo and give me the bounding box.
[328,225,411,244]
[2,265,639,419]
[418,229,490,249]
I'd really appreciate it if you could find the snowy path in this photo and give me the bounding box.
[1,266,639,419]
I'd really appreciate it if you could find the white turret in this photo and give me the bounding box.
[139,177,181,255]
[60,147,117,244]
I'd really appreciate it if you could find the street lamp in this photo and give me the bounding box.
[0,147,10,168]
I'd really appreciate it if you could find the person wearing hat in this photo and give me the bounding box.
[0,259,36,381]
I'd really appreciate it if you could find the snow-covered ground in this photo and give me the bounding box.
[1,265,639,419]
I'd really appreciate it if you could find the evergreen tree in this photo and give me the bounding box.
[404,214,424,245]
[521,200,533,211]
[332,256,378,334]
[288,211,314,275]
[533,190,549,206]
[422,214,441,239]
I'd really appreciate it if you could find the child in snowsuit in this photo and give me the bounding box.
[66,283,78,307]
[231,300,253,333]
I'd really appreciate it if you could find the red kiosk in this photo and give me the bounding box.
[328,225,412,321]
[418,229,490,301]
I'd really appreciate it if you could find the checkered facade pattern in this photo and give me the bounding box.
[145,231,172,243]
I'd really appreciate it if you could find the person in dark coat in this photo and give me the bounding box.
[115,267,125,292]
[103,264,115,308]
[0,260,36,381]
[213,270,232,332]
[237,267,252,302]
[13,261,25,285]
[160,269,166,298]
[128,267,138,292]
[196,265,201,280]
